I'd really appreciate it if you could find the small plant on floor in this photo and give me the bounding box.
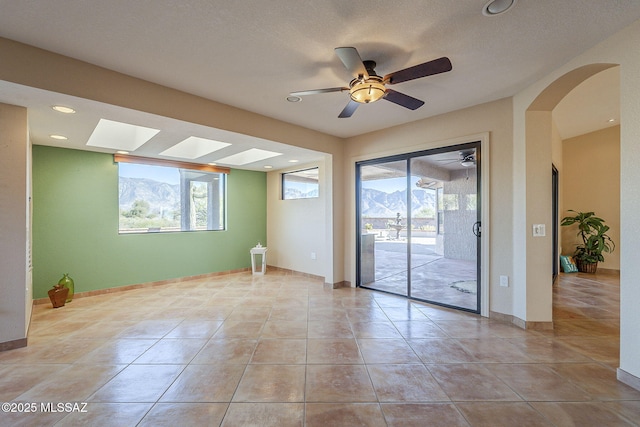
[560,210,615,273]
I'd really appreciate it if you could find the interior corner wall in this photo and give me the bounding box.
[0,102,29,347]
[31,145,266,299]
[330,152,346,285]
[266,160,326,278]
[523,110,554,322]
[561,126,620,270]
[344,97,514,317]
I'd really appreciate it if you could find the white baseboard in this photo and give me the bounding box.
[617,368,640,392]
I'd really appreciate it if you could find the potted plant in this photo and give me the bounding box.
[560,210,615,273]
[47,284,69,308]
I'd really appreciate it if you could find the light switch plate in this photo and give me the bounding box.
[500,275,509,287]
[532,224,546,237]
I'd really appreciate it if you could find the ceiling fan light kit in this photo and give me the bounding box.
[349,77,386,104]
[289,46,452,118]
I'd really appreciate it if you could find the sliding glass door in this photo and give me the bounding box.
[357,142,481,312]
[359,160,409,297]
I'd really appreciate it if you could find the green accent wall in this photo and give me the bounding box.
[32,146,266,299]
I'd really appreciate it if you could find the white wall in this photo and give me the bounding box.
[0,102,30,348]
[267,159,327,278]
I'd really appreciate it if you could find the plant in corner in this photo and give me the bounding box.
[560,210,615,273]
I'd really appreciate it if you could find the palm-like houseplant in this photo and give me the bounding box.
[560,210,615,273]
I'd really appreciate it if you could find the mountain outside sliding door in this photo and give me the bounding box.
[357,142,480,313]
[358,160,408,297]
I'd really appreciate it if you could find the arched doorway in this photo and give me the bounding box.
[521,63,619,326]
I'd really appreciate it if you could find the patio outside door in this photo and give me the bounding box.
[357,142,480,313]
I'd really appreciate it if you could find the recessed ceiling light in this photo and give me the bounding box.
[607,118,616,123]
[289,159,299,163]
[215,148,282,166]
[482,0,516,16]
[286,96,302,103]
[264,165,273,169]
[116,150,129,155]
[208,162,217,166]
[52,105,76,114]
[160,136,231,159]
[50,134,68,140]
[86,118,160,151]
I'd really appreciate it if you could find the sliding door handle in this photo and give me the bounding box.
[473,221,481,238]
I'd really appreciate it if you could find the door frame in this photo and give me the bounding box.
[354,134,490,317]
[552,164,559,282]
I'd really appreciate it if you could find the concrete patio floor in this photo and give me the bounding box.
[362,238,478,311]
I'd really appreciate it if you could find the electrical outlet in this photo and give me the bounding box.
[310,252,316,260]
[500,275,509,287]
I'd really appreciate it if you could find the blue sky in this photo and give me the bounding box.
[119,163,179,185]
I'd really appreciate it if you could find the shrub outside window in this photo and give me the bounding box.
[118,162,225,233]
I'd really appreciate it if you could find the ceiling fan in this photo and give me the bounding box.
[436,150,476,167]
[289,47,452,118]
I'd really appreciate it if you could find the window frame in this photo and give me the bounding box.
[281,166,320,200]
[115,154,229,234]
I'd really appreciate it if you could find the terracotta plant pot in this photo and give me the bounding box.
[48,285,69,308]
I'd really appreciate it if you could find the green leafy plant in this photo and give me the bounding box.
[561,210,615,264]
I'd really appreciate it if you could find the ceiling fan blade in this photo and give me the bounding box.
[383,89,425,110]
[338,100,359,118]
[289,87,349,96]
[335,47,369,79]
[384,57,452,85]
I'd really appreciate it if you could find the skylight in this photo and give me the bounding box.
[86,118,160,151]
[159,136,231,159]
[215,148,282,165]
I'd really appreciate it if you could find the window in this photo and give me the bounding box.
[117,158,226,233]
[282,167,319,200]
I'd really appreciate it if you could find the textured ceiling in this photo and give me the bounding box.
[0,0,636,168]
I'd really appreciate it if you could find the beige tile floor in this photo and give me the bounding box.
[1,270,639,426]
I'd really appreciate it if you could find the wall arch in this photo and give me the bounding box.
[519,63,619,327]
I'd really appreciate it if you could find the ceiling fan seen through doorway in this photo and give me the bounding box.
[289,47,452,118]
[436,150,476,167]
